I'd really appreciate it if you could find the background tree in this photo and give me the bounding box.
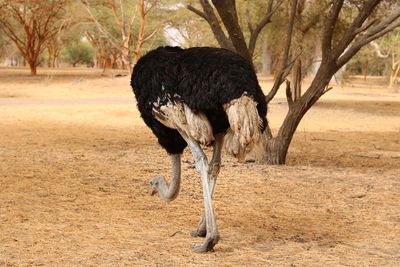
[0,33,18,65]
[0,0,66,75]
[379,29,400,90]
[45,3,82,69]
[61,37,94,67]
[81,0,161,72]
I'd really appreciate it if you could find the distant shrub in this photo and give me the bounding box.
[62,41,94,67]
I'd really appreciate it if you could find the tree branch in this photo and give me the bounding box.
[110,0,126,37]
[81,0,128,54]
[354,18,377,35]
[285,79,294,108]
[248,0,284,57]
[337,8,400,68]
[332,0,381,59]
[187,1,234,51]
[212,0,252,62]
[127,0,140,39]
[321,0,344,59]
[322,84,333,95]
[266,0,298,103]
[187,4,208,21]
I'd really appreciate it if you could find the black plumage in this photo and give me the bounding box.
[131,46,267,155]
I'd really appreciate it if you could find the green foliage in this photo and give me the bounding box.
[346,46,387,76]
[346,29,400,77]
[62,40,94,67]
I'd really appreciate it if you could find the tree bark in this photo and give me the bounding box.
[29,61,37,75]
[211,0,252,63]
[132,0,145,65]
[292,58,302,101]
[265,62,335,164]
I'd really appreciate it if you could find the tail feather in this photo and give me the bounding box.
[224,94,264,161]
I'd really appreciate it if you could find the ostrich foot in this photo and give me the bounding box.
[192,235,220,253]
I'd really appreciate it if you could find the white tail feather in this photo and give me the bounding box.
[223,94,263,161]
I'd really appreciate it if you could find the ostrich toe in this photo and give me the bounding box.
[192,235,220,253]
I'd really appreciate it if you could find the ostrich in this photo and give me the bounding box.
[131,46,267,253]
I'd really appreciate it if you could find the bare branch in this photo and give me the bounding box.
[337,8,400,68]
[127,1,140,37]
[322,85,333,95]
[110,0,126,37]
[248,0,285,57]
[285,80,294,108]
[187,1,234,51]
[143,28,159,42]
[187,5,208,21]
[133,0,145,64]
[118,0,126,31]
[332,0,381,59]
[266,0,298,103]
[212,0,252,62]
[321,0,344,58]
[81,0,127,54]
[354,18,377,35]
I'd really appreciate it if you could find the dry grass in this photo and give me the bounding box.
[0,67,399,266]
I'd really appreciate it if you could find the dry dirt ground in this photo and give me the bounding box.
[0,67,399,266]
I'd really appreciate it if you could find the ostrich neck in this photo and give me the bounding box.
[159,154,181,202]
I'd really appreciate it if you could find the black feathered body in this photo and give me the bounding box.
[131,46,267,155]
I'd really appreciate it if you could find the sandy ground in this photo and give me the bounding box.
[0,67,399,266]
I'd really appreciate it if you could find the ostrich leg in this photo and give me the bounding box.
[191,133,224,238]
[180,133,220,253]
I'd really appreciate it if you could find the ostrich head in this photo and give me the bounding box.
[148,154,181,202]
[149,173,180,203]
[149,176,166,196]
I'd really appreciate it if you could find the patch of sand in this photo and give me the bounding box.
[0,68,399,266]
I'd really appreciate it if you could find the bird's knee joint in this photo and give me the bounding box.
[208,162,221,176]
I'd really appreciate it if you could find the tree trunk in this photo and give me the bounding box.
[29,61,37,75]
[265,107,303,164]
[389,66,400,89]
[292,58,302,101]
[52,56,57,68]
[211,0,252,63]
[132,0,145,66]
[265,64,335,164]
[48,54,53,68]
[389,55,400,90]
[265,138,290,164]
